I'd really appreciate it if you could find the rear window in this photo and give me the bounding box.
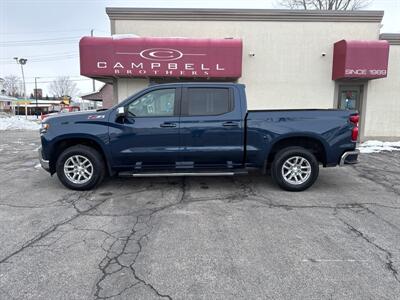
[185,88,232,116]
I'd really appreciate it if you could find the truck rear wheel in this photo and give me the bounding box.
[271,147,319,192]
[56,145,105,191]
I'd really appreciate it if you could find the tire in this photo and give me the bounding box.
[56,145,106,191]
[271,146,319,192]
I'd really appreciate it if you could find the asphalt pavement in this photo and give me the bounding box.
[0,130,399,299]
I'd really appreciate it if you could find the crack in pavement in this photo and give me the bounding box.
[92,177,400,299]
[0,200,66,209]
[92,179,187,299]
[335,214,400,284]
[93,214,175,299]
[353,164,400,196]
[361,205,400,232]
[93,216,142,299]
[0,191,106,264]
[2,170,400,298]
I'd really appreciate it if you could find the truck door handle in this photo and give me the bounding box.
[160,122,177,128]
[222,121,239,127]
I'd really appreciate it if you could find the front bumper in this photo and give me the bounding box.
[38,147,50,172]
[339,149,360,166]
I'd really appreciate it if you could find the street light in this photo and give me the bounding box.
[14,57,28,117]
[14,57,27,98]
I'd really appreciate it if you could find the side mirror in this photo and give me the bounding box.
[116,106,126,118]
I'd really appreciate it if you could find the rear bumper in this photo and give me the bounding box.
[339,149,360,166]
[38,147,50,172]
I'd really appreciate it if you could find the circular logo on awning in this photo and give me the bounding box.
[139,48,183,61]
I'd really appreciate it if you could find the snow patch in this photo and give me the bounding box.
[0,116,40,131]
[358,140,400,154]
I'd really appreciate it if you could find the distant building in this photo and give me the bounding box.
[0,94,16,112]
[81,84,113,108]
[34,88,43,99]
[13,99,62,115]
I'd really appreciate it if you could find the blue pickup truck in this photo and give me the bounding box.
[38,83,359,191]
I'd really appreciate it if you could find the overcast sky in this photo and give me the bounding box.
[1,0,399,97]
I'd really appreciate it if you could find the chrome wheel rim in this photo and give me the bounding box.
[64,155,93,184]
[281,156,312,185]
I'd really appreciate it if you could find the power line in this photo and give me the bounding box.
[1,55,79,64]
[24,78,91,84]
[0,38,82,47]
[29,56,78,62]
[0,52,78,61]
[1,36,82,44]
[0,74,94,80]
[25,75,85,79]
[0,41,79,47]
[0,28,108,35]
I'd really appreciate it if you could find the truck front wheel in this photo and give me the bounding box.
[271,147,319,192]
[56,145,105,191]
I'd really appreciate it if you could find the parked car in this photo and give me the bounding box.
[41,106,80,120]
[38,83,359,191]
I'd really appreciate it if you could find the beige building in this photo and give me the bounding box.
[82,8,400,139]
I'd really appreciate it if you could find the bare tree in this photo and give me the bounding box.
[49,76,78,98]
[3,75,22,97]
[279,0,371,10]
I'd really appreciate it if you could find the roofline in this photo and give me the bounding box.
[80,83,107,98]
[0,95,18,101]
[380,33,400,45]
[106,7,384,23]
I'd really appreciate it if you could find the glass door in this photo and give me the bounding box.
[338,85,362,112]
[338,84,364,141]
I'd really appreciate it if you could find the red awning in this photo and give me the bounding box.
[332,40,389,80]
[80,36,242,79]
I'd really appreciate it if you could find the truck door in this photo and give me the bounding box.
[179,86,244,168]
[109,87,181,169]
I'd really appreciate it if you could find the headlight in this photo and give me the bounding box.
[40,123,50,134]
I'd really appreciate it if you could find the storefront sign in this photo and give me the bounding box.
[332,40,389,80]
[80,37,242,78]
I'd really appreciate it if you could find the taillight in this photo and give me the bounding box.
[351,127,359,141]
[350,115,359,125]
[350,114,359,141]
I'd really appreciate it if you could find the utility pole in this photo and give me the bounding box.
[14,57,28,118]
[34,77,39,119]
[90,29,97,109]
[91,29,95,92]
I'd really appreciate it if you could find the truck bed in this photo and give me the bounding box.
[245,109,358,168]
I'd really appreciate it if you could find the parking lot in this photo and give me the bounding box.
[0,130,399,299]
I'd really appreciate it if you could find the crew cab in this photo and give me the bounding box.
[38,83,359,191]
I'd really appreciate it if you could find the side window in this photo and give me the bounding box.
[127,89,176,117]
[185,88,232,116]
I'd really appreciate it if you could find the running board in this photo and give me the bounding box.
[118,170,248,177]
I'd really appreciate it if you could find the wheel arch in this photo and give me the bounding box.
[49,135,112,175]
[266,134,328,169]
